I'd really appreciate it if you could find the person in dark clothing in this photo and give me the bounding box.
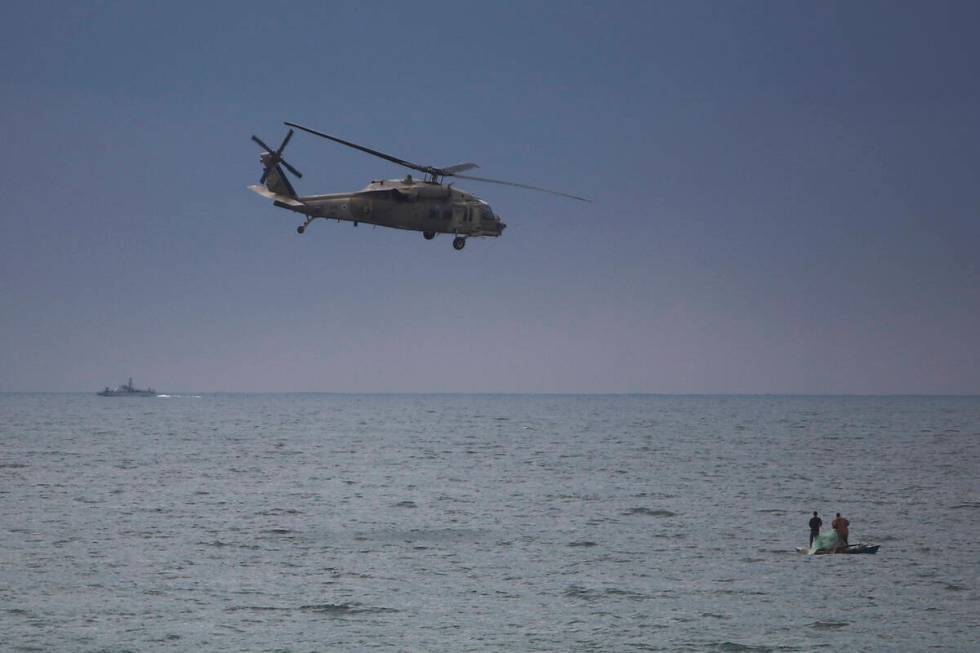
[808,511,822,546]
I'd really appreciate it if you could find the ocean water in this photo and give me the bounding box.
[1,393,978,652]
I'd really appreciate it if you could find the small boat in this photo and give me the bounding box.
[797,543,880,555]
[97,378,157,397]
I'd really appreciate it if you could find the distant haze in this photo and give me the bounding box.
[1,1,978,394]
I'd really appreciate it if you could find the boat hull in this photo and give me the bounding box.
[797,543,880,555]
[97,378,157,397]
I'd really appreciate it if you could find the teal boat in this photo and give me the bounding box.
[797,531,880,555]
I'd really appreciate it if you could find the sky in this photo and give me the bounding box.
[1,0,978,394]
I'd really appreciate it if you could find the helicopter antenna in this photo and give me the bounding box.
[284,121,590,202]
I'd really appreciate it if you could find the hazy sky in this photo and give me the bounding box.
[1,1,978,393]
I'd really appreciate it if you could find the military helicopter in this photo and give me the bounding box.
[249,122,589,251]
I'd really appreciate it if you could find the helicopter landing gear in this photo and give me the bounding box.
[297,216,315,235]
[423,231,435,240]
[452,237,466,251]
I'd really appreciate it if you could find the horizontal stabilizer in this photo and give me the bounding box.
[248,185,305,207]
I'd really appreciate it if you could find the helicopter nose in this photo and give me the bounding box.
[497,220,507,235]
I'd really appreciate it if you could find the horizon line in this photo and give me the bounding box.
[2,391,979,398]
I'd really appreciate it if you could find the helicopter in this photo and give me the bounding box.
[248,122,589,251]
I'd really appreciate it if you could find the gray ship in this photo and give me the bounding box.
[98,378,157,397]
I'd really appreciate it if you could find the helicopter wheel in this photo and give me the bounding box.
[297,225,305,234]
[452,237,466,251]
[423,231,435,240]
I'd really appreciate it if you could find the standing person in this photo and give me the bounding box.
[808,511,822,546]
[832,512,850,546]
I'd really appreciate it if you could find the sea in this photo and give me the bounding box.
[1,393,978,652]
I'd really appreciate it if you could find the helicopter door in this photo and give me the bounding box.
[453,204,471,232]
[452,204,465,231]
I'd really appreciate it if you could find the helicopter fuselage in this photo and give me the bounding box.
[283,176,506,239]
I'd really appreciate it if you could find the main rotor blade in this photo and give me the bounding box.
[453,174,591,202]
[285,121,431,176]
[440,162,479,174]
[283,122,589,201]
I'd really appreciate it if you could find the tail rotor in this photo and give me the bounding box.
[252,129,303,197]
[252,129,303,183]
